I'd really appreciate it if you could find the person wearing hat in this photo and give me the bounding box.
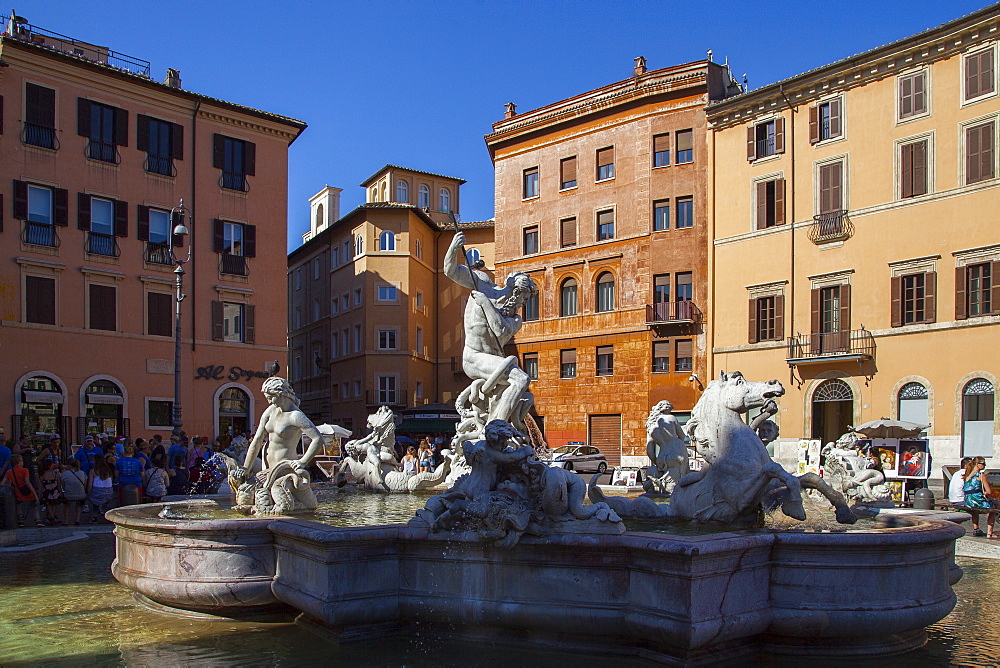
[74,436,101,474]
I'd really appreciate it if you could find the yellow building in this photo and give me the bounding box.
[707,6,1000,469]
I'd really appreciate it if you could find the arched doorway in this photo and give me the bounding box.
[811,379,854,444]
[962,378,995,457]
[897,382,929,436]
[18,375,65,445]
[218,386,251,440]
[84,379,126,438]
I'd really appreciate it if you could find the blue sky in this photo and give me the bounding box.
[21,1,994,250]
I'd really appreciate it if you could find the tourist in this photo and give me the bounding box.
[88,455,115,522]
[74,436,101,474]
[401,446,419,475]
[61,459,88,525]
[948,457,979,533]
[38,460,65,525]
[115,445,144,505]
[418,440,433,473]
[2,454,43,527]
[0,438,11,473]
[134,439,152,470]
[37,435,62,467]
[167,436,188,468]
[187,438,209,471]
[189,457,211,494]
[150,434,166,459]
[142,454,169,503]
[963,456,997,539]
[167,455,190,496]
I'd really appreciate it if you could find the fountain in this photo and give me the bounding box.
[107,230,964,662]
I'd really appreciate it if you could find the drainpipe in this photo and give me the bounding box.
[190,100,200,353]
[433,225,441,403]
[780,85,796,382]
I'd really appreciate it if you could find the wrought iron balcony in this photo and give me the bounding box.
[144,241,174,265]
[366,388,405,407]
[646,300,702,325]
[221,171,249,192]
[755,137,776,158]
[86,232,119,257]
[219,253,249,276]
[20,122,58,149]
[21,221,59,247]
[86,140,119,164]
[786,328,875,364]
[144,154,176,177]
[808,210,854,244]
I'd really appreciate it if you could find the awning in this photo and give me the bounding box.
[87,393,124,405]
[396,419,458,434]
[23,390,64,404]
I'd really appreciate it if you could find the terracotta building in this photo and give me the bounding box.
[706,5,1000,467]
[0,16,305,446]
[485,58,741,466]
[287,165,495,433]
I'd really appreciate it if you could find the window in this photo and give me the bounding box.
[522,291,539,321]
[333,245,341,267]
[596,272,615,312]
[439,189,451,213]
[416,327,423,354]
[223,303,244,342]
[15,182,67,247]
[379,230,396,251]
[747,119,783,160]
[211,301,254,343]
[676,272,693,302]
[748,295,784,343]
[24,83,56,149]
[416,382,423,399]
[378,376,397,404]
[396,180,409,203]
[89,284,117,331]
[964,48,995,102]
[355,234,364,256]
[809,98,843,143]
[343,240,351,261]
[331,297,340,315]
[378,329,397,350]
[466,248,481,265]
[755,179,785,229]
[312,298,321,322]
[137,207,176,265]
[138,115,182,176]
[652,341,670,372]
[78,99,126,163]
[676,197,693,229]
[25,276,56,325]
[147,292,172,336]
[341,294,349,311]
[899,139,928,198]
[377,285,396,301]
[965,121,995,184]
[294,306,302,330]
[418,185,430,208]
[27,184,53,225]
[354,287,363,306]
[675,339,693,372]
[675,129,693,164]
[653,199,670,231]
[898,71,927,120]
[523,167,539,199]
[897,383,929,429]
[331,332,339,357]
[597,209,615,240]
[523,352,538,380]
[416,292,424,309]
[962,379,995,457]
[294,268,302,290]
[213,134,255,191]
[560,157,577,189]
[77,194,127,256]
[523,225,539,255]
[596,345,613,376]
[818,161,844,213]
[596,147,615,181]
[560,217,577,248]
[213,219,256,257]
[353,380,361,397]
[415,239,423,259]
[147,400,173,428]
[313,258,321,280]
[901,273,928,325]
[316,204,324,230]
[353,324,362,352]
[560,278,578,316]
[810,283,850,353]
[654,274,670,305]
[560,349,577,378]
[964,262,994,317]
[653,133,670,167]
[341,328,349,356]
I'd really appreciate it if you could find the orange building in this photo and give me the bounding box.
[0,16,304,446]
[485,58,740,466]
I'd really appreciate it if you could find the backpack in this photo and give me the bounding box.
[145,467,168,497]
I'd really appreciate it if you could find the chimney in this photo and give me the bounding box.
[633,56,647,77]
[504,102,517,119]
[164,68,182,89]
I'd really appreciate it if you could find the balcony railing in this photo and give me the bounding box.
[20,122,58,149]
[220,253,249,276]
[144,241,173,265]
[755,137,775,158]
[86,232,119,257]
[646,300,702,325]
[86,140,119,164]
[365,388,405,407]
[144,154,175,177]
[786,328,876,361]
[808,210,854,244]
[21,221,59,247]
[221,171,249,192]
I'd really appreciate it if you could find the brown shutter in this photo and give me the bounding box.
[830,162,843,211]
[956,266,968,320]
[136,114,149,152]
[839,284,851,333]
[924,271,936,323]
[981,50,996,96]
[912,140,927,196]
[755,181,767,229]
[675,339,693,359]
[244,305,256,344]
[212,134,225,168]
[890,276,903,327]
[589,414,622,468]
[597,146,614,170]
[748,298,759,343]
[913,73,926,115]
[747,125,756,161]
[114,107,128,147]
[676,131,692,153]
[244,141,256,176]
[113,199,128,237]
[243,224,257,258]
[774,294,785,340]
[653,134,669,152]
[24,85,53,128]
[829,98,842,138]
[77,193,91,230]
[774,178,786,225]
[211,301,225,341]
[561,156,576,184]
[171,122,184,160]
[213,219,225,253]
[809,106,819,144]
[992,261,1000,315]
[967,125,981,184]
[561,217,577,246]
[53,188,68,226]
[966,52,980,99]
[137,205,150,241]
[77,98,91,137]
[13,180,28,219]
[775,116,785,153]
[900,75,913,117]
[810,288,821,352]
[900,142,913,198]
[819,164,831,213]
[981,123,995,181]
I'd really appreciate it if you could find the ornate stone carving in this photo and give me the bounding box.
[642,400,689,494]
[821,438,891,503]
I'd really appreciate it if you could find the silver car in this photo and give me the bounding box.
[545,444,608,473]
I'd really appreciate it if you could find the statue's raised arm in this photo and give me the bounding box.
[444,231,477,290]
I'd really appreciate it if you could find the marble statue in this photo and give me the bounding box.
[336,406,451,492]
[410,420,622,547]
[642,400,689,494]
[230,377,321,515]
[821,438,890,503]
[590,371,857,527]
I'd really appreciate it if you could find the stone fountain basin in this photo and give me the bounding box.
[108,500,964,661]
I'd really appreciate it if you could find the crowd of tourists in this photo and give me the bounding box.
[0,431,250,528]
[395,435,447,474]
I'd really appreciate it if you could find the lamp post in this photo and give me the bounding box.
[169,200,193,439]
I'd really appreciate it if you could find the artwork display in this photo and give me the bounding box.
[897,440,930,479]
[886,481,905,505]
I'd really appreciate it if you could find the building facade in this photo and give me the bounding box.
[486,59,740,466]
[707,6,1000,468]
[287,165,494,433]
[0,16,304,446]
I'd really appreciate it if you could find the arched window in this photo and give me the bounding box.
[963,378,995,457]
[369,187,377,203]
[19,375,64,442]
[315,203,324,229]
[596,272,615,312]
[218,387,250,437]
[355,234,364,257]
[418,185,430,208]
[395,180,409,203]
[466,248,481,265]
[379,182,387,202]
[811,379,853,444]
[560,278,578,317]
[439,188,451,213]
[522,291,539,321]
[897,382,929,432]
[415,239,423,259]
[379,230,396,251]
[85,379,124,438]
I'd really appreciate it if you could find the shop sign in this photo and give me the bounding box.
[195,365,274,382]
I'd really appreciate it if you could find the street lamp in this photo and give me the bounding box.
[169,200,193,439]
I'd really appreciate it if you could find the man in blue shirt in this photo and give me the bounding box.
[167,436,188,465]
[115,445,144,504]
[74,437,101,474]
[0,439,11,474]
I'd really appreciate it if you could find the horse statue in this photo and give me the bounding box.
[590,371,857,527]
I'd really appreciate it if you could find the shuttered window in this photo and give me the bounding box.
[523,166,539,199]
[213,133,255,191]
[890,272,936,326]
[560,217,577,247]
[755,179,785,229]
[523,352,538,380]
[900,139,928,198]
[747,118,783,161]
[966,122,995,184]
[963,262,997,317]
[25,275,56,325]
[749,295,784,343]
[24,83,56,148]
[596,345,614,376]
[596,147,615,180]
[147,292,173,337]
[560,156,577,189]
[809,98,842,144]
[675,129,693,163]
[560,349,577,378]
[597,209,615,240]
[89,284,117,331]
[137,115,183,176]
[899,72,927,119]
[523,225,539,255]
[819,162,844,213]
[589,414,622,468]
[560,278,578,316]
[674,339,693,372]
[965,48,995,101]
[78,99,128,162]
[652,341,670,372]
[653,133,670,167]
